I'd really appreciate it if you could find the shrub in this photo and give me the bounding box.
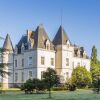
[21,78,47,94]
[21,79,34,94]
[68,84,76,91]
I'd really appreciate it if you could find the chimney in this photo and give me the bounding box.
[27,30,33,42]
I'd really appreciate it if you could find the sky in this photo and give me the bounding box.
[0,0,100,59]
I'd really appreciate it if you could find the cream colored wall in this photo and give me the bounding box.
[55,44,90,82]
[1,45,90,88]
[61,45,74,81]
[55,45,62,75]
[14,50,37,84]
[73,57,90,71]
[37,49,55,79]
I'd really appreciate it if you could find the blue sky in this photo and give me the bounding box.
[0,0,100,59]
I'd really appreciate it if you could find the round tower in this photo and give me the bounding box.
[2,34,14,88]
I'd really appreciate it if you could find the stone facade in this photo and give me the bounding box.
[0,24,90,88]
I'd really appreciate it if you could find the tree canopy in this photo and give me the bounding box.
[90,45,100,87]
[43,68,59,88]
[0,48,10,78]
[71,66,92,88]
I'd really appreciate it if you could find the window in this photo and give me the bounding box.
[41,71,45,79]
[66,40,70,48]
[29,43,31,49]
[45,40,50,50]
[29,71,32,78]
[66,72,69,79]
[41,57,45,65]
[46,44,49,50]
[51,58,54,66]
[83,63,86,67]
[72,62,74,69]
[66,58,69,66]
[15,60,17,67]
[15,73,18,82]
[28,57,32,65]
[22,59,24,67]
[21,72,24,82]
[77,62,80,66]
[21,43,24,52]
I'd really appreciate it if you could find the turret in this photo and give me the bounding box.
[53,25,73,83]
[2,34,14,88]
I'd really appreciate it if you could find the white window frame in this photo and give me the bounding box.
[28,57,32,66]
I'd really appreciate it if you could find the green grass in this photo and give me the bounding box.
[0,90,100,100]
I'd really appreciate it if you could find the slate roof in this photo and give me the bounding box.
[53,25,71,45]
[16,24,54,53]
[3,34,13,51]
[16,35,28,53]
[33,24,54,50]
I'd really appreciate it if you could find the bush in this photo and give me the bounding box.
[68,84,76,91]
[36,79,47,91]
[21,78,47,94]
[21,79,34,94]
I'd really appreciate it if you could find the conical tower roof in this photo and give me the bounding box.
[3,34,13,51]
[53,25,71,45]
[34,24,54,50]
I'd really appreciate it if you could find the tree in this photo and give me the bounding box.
[71,66,92,88]
[0,48,10,80]
[0,48,10,93]
[43,68,59,98]
[0,37,9,78]
[43,68,58,87]
[90,45,100,87]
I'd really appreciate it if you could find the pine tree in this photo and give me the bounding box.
[0,48,9,77]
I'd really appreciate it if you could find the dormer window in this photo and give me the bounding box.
[15,45,18,54]
[21,43,24,52]
[29,42,31,49]
[83,51,86,58]
[77,49,80,57]
[28,39,34,49]
[45,39,50,50]
[66,40,70,47]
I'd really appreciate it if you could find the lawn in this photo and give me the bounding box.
[0,89,100,100]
